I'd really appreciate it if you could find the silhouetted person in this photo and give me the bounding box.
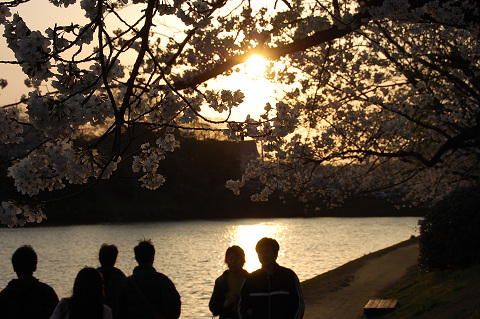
[50,267,113,319]
[0,245,59,319]
[97,243,126,317]
[238,238,304,319]
[117,239,181,319]
[210,245,249,319]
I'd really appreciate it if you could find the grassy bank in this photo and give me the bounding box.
[381,261,480,318]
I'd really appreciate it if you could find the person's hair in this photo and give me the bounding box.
[255,237,280,253]
[12,245,37,276]
[225,245,246,265]
[134,239,155,265]
[99,244,118,268]
[69,267,104,319]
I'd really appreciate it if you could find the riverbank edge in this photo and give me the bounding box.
[301,235,419,287]
[300,236,419,317]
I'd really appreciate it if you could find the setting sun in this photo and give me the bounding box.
[245,54,267,77]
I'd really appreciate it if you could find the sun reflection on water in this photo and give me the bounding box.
[224,222,288,272]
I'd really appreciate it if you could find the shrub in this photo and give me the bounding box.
[419,184,480,271]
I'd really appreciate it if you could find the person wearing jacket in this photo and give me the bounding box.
[238,238,304,319]
[209,245,248,319]
[117,239,181,319]
[0,245,59,319]
[97,243,126,318]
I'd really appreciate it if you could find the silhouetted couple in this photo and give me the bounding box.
[98,240,181,319]
[210,237,304,319]
[49,244,126,319]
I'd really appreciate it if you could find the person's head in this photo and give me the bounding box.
[99,244,118,268]
[70,267,104,319]
[72,267,104,300]
[134,239,155,266]
[225,245,245,272]
[12,245,37,276]
[255,237,279,268]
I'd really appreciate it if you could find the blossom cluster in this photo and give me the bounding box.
[204,89,245,113]
[0,4,11,24]
[0,106,24,144]
[7,140,120,198]
[4,14,53,81]
[132,133,180,190]
[0,201,46,228]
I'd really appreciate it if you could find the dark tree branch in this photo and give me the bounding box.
[174,23,359,90]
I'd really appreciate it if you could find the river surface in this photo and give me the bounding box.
[0,217,420,318]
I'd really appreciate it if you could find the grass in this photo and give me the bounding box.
[380,262,480,318]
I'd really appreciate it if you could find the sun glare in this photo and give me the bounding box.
[201,53,278,122]
[224,223,287,272]
[245,54,267,77]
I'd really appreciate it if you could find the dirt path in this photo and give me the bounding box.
[301,239,419,319]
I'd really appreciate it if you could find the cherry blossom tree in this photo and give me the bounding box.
[226,0,480,209]
[1,0,478,226]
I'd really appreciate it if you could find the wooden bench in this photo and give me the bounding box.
[364,299,398,317]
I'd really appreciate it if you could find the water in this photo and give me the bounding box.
[0,217,420,318]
